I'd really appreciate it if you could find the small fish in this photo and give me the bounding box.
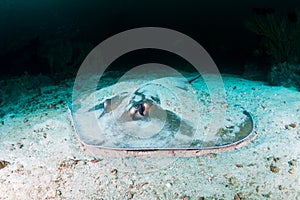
[0,160,10,170]
[88,92,128,118]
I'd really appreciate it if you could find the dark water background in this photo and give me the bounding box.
[0,0,299,79]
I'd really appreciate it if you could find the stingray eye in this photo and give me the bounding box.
[142,102,151,115]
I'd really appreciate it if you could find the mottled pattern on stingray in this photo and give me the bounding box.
[71,75,254,149]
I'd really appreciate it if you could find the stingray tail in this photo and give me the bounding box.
[187,74,201,84]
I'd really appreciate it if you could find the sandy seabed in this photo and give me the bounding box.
[0,74,299,200]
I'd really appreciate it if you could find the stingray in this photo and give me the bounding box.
[69,74,255,154]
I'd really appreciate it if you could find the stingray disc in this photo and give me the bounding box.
[70,75,255,156]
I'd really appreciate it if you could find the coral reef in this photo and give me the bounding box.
[268,62,300,88]
[245,9,300,89]
[246,9,300,64]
